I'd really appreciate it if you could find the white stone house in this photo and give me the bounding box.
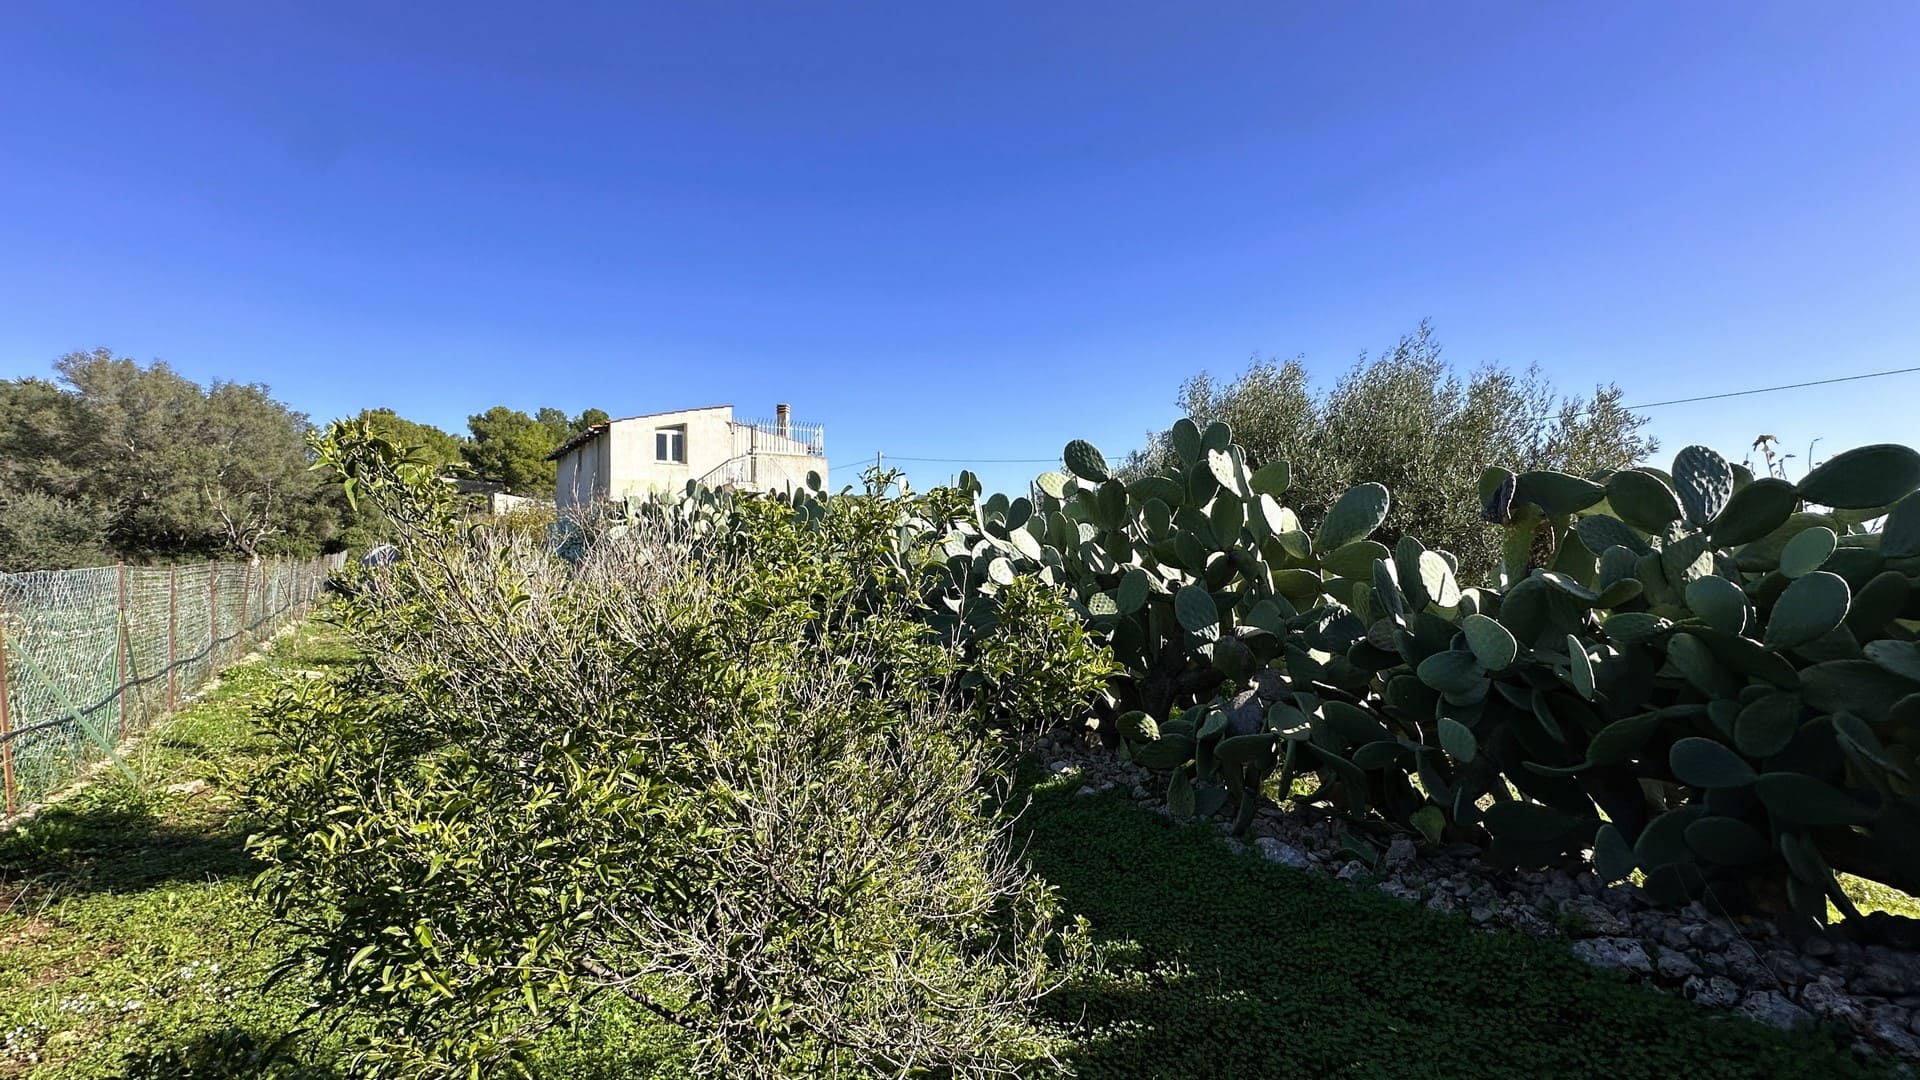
[546,403,826,513]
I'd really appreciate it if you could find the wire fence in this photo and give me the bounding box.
[0,556,332,817]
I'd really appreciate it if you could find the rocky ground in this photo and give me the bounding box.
[1032,729,1920,1070]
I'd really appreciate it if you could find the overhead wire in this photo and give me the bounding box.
[1623,364,1920,410]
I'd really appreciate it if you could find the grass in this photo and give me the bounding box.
[0,622,1896,1078]
[1017,774,1888,1080]
[0,624,344,1078]
[0,623,690,1079]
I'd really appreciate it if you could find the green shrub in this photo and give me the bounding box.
[246,423,1089,1078]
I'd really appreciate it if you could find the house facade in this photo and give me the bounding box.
[546,403,826,512]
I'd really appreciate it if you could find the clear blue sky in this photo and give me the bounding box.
[3,3,1916,495]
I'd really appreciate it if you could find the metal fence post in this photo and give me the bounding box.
[115,563,129,739]
[208,560,219,667]
[0,602,15,817]
[167,564,179,710]
[239,560,251,648]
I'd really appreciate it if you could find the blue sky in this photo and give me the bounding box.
[3,2,1916,495]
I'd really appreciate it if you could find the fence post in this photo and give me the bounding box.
[167,565,179,710]
[209,561,219,666]
[239,560,251,648]
[0,602,15,817]
[116,563,129,740]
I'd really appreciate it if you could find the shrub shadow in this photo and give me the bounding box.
[0,796,256,900]
[114,1027,340,1080]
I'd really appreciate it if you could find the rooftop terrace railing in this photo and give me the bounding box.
[733,418,825,457]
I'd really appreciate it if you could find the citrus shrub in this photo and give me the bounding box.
[245,422,1099,1078]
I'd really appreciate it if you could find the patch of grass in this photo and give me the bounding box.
[1837,873,1920,923]
[0,624,351,1078]
[1015,775,1888,1080]
[0,622,691,1079]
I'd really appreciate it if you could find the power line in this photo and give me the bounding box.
[886,455,1060,464]
[831,455,1057,470]
[1624,365,1920,410]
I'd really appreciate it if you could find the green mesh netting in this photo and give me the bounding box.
[0,559,324,812]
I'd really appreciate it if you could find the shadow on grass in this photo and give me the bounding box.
[113,1027,340,1080]
[1016,779,1884,1080]
[0,792,256,900]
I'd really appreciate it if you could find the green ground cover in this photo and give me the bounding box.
[0,620,1893,1078]
[1017,774,1883,1079]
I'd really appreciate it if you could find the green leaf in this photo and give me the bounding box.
[1668,632,1738,699]
[1685,816,1771,865]
[1602,612,1669,645]
[1035,470,1072,500]
[1250,459,1292,498]
[1796,443,1920,510]
[1216,732,1279,767]
[1438,716,1477,762]
[1167,769,1195,821]
[1754,772,1875,826]
[1778,526,1837,578]
[1864,639,1920,684]
[1063,439,1111,483]
[1411,805,1445,845]
[1763,571,1851,651]
[1606,470,1684,533]
[1116,567,1151,615]
[1685,575,1748,635]
[1461,613,1517,671]
[1174,585,1219,634]
[1882,490,1920,558]
[1586,711,1662,766]
[1733,693,1800,758]
[1133,734,1197,770]
[1418,551,1461,608]
[1316,482,1391,552]
[1594,824,1636,882]
[1672,445,1736,528]
[1709,477,1799,547]
[1207,448,1247,497]
[1169,418,1202,466]
[1483,801,1582,867]
[1513,470,1606,516]
[1565,634,1594,700]
[1801,659,1918,723]
[1669,737,1757,788]
[1126,474,1184,509]
[1117,710,1159,742]
[1574,514,1650,557]
[1416,650,1484,696]
[1320,540,1392,580]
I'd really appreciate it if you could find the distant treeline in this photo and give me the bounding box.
[0,349,603,572]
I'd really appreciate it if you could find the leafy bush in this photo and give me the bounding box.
[247,423,1093,1078]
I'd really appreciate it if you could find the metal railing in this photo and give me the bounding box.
[732,418,826,457]
[0,557,329,817]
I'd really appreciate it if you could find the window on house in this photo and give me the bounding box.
[655,425,687,463]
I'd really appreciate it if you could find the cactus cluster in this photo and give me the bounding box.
[950,427,1920,927]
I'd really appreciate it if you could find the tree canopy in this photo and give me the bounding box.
[461,405,607,496]
[0,349,610,570]
[0,350,334,569]
[1125,324,1657,581]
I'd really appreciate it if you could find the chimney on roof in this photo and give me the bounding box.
[776,403,791,438]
